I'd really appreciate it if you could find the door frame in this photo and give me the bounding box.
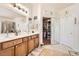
[42,17,51,44]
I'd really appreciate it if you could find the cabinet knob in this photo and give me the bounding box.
[16,46,17,48]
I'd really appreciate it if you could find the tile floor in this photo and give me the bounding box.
[28,44,79,56]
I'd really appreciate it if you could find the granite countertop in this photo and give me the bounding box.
[0,32,39,43]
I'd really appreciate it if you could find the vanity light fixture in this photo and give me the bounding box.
[17,6,21,10]
[22,8,25,11]
[11,3,27,14]
[21,8,27,13]
[11,3,16,7]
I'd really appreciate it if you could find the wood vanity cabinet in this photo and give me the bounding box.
[0,47,14,56]
[0,34,39,56]
[28,37,35,53]
[15,42,26,56]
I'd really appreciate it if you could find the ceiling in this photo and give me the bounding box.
[41,3,73,10]
[21,3,74,11]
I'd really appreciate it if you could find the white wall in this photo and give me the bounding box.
[51,15,60,44]
[40,4,60,44]
[59,4,79,52]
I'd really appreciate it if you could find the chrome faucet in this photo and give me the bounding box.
[15,30,18,36]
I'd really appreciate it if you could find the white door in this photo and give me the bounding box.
[60,15,74,47]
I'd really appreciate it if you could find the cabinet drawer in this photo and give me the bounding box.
[0,47,14,56]
[23,37,28,42]
[14,39,22,45]
[2,41,14,49]
[32,35,37,39]
[29,36,31,40]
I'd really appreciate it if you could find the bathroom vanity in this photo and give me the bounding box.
[0,34,39,56]
[0,3,39,56]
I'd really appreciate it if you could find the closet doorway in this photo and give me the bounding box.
[43,17,51,45]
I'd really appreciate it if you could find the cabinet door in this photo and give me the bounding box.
[0,47,14,56]
[25,41,28,55]
[15,42,26,56]
[35,38,39,48]
[0,44,1,50]
[28,39,35,53]
[23,38,28,55]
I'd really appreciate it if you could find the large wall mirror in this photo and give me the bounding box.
[1,20,16,33]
